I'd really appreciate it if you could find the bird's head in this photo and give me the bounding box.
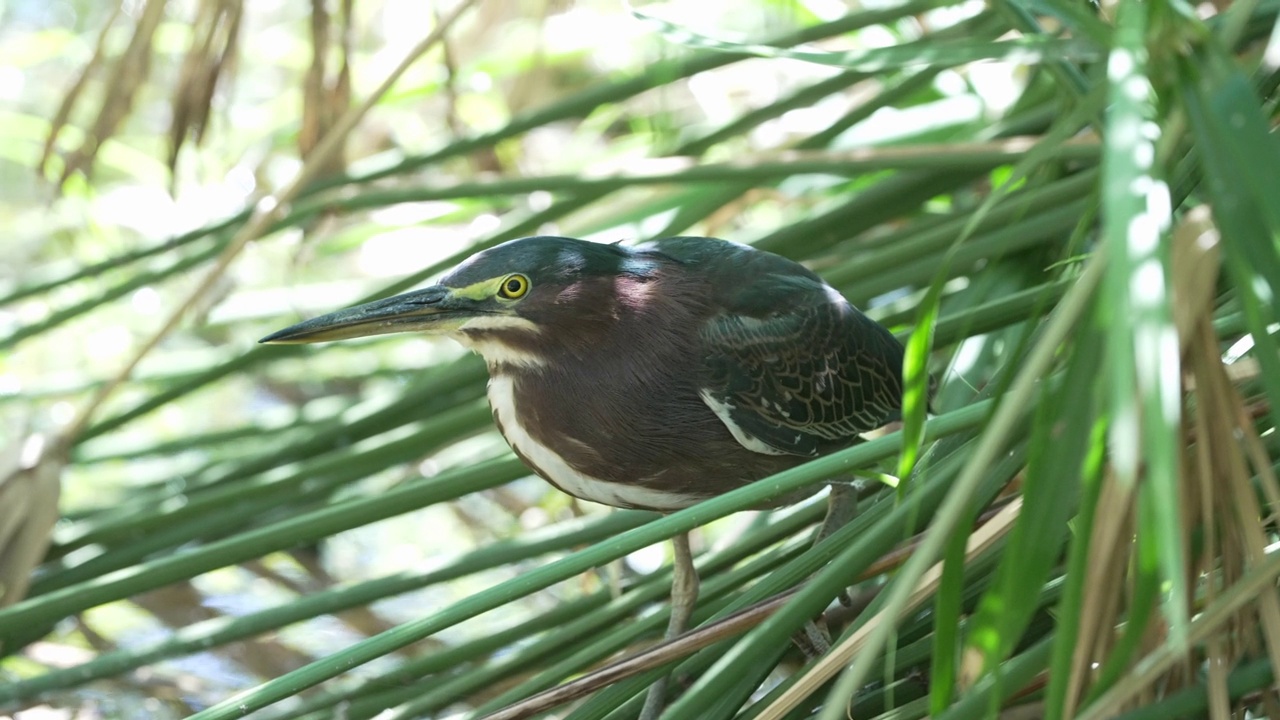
[260,236,663,366]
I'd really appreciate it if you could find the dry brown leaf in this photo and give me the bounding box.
[1206,635,1231,719]
[168,0,244,177]
[299,0,353,180]
[1170,205,1221,352]
[1163,202,1280,712]
[61,0,481,450]
[39,2,124,176]
[1062,468,1133,717]
[1061,206,1279,712]
[1078,550,1280,720]
[0,430,64,613]
[51,0,167,187]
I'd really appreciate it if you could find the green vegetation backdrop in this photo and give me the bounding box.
[1,0,1279,718]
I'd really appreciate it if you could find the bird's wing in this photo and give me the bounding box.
[696,276,906,458]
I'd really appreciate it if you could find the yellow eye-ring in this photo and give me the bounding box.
[498,274,530,299]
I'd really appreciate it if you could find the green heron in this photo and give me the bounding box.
[262,235,911,714]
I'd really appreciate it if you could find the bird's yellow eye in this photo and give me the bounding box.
[498,274,530,299]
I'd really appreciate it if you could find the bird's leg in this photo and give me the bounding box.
[640,531,698,720]
[818,482,860,603]
[793,482,862,658]
[667,531,700,637]
[815,481,860,548]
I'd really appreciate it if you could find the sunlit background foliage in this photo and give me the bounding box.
[1,0,1279,718]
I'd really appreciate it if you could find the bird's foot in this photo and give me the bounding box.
[791,618,832,659]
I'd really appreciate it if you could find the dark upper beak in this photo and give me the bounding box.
[260,285,464,344]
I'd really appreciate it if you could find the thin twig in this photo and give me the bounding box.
[479,500,1016,720]
[478,591,800,720]
[755,497,1024,720]
[1076,549,1280,720]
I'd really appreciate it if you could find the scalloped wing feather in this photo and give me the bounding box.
[697,282,907,457]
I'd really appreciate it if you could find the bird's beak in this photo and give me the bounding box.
[260,285,477,344]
